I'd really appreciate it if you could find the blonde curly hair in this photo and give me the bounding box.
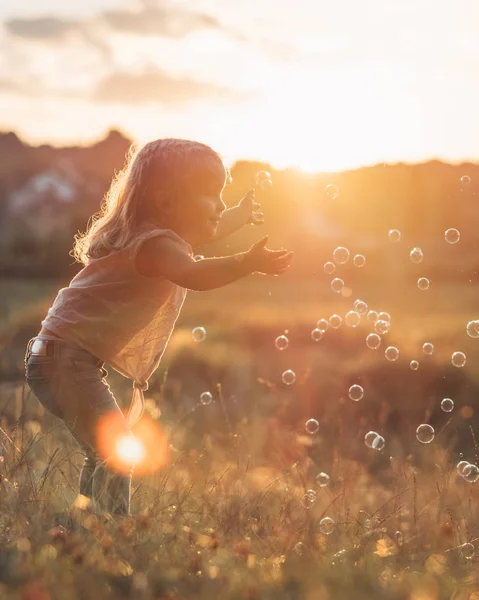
[71,138,229,266]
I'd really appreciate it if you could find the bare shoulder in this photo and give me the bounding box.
[135,234,193,279]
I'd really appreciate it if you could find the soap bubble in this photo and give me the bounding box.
[422,342,434,355]
[317,318,329,332]
[316,472,330,487]
[329,314,342,329]
[255,170,272,188]
[451,352,466,368]
[457,461,471,477]
[305,418,319,434]
[417,277,430,290]
[460,175,471,186]
[374,320,390,335]
[194,254,205,261]
[331,278,345,294]
[388,229,401,243]
[410,247,424,263]
[445,228,460,244]
[345,310,361,327]
[319,517,335,535]
[441,398,454,412]
[301,493,316,509]
[416,424,435,444]
[367,310,379,323]
[192,327,207,342]
[353,254,366,267]
[311,328,323,342]
[325,183,340,200]
[372,435,385,451]
[466,320,479,338]
[378,312,391,322]
[200,391,213,405]
[294,542,305,555]
[460,542,475,560]
[385,346,399,362]
[410,360,419,371]
[324,261,335,274]
[364,431,380,448]
[354,300,368,315]
[275,335,289,350]
[349,384,364,401]
[333,247,350,265]
[366,333,381,350]
[282,370,296,385]
[462,464,479,483]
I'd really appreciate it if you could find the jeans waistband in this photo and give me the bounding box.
[25,335,104,368]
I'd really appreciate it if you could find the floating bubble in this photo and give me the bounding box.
[385,346,399,362]
[417,277,430,290]
[366,333,381,350]
[364,431,381,449]
[422,342,434,355]
[462,463,479,483]
[410,360,419,371]
[466,320,479,338]
[441,398,454,412]
[372,435,385,451]
[325,183,340,200]
[353,254,366,267]
[416,424,435,444]
[461,542,475,560]
[200,391,213,405]
[311,328,323,342]
[378,312,391,322]
[294,542,305,555]
[451,352,466,368]
[317,319,329,332]
[460,175,471,186]
[324,261,335,274]
[193,254,205,261]
[255,170,272,188]
[316,472,330,487]
[333,247,350,265]
[349,384,364,401]
[192,327,207,342]
[331,278,345,294]
[457,460,471,477]
[345,310,361,327]
[319,517,335,535]
[329,314,342,329]
[305,418,319,434]
[282,370,296,385]
[301,493,316,509]
[410,247,424,263]
[374,320,390,335]
[445,228,460,244]
[388,229,401,243]
[354,300,368,315]
[275,335,289,350]
[367,310,379,323]
[395,531,404,546]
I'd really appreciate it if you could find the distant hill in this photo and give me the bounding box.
[1,129,478,279]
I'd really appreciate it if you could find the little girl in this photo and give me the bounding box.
[24,138,294,516]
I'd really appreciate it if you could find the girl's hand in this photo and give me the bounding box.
[246,235,294,276]
[239,189,264,226]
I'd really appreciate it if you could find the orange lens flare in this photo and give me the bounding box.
[96,411,171,475]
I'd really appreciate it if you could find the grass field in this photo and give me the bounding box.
[0,275,478,599]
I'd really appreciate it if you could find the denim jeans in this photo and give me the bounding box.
[24,334,133,516]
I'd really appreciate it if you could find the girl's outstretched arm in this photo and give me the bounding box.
[205,190,263,243]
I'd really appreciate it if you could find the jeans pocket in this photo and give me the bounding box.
[25,356,57,380]
[69,357,104,381]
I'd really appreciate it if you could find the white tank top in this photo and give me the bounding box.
[41,225,192,425]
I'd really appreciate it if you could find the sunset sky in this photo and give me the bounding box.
[1,0,479,171]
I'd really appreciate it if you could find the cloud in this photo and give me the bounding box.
[101,5,222,37]
[91,67,252,106]
[4,17,77,40]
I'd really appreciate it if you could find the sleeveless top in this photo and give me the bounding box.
[41,225,193,426]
